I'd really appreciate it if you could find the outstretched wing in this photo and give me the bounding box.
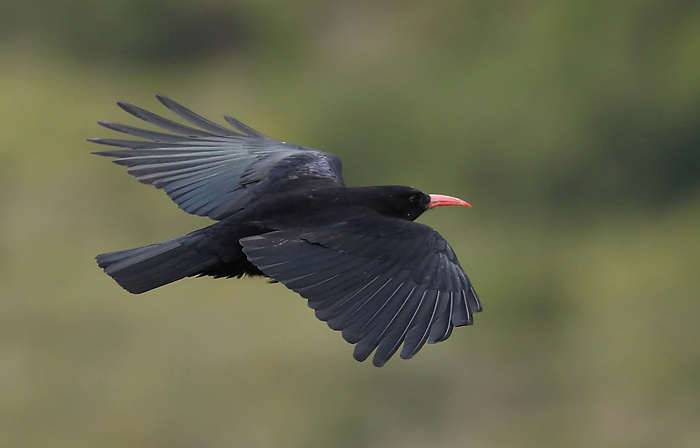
[90,95,344,220]
[240,214,481,367]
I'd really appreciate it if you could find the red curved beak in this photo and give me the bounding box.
[428,194,471,209]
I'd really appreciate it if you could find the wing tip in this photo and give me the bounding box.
[223,115,267,138]
[352,349,368,363]
[154,93,181,111]
[116,101,134,113]
[468,286,483,313]
[96,120,116,130]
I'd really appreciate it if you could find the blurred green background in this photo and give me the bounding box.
[2,1,699,447]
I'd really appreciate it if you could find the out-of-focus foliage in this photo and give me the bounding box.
[1,1,699,447]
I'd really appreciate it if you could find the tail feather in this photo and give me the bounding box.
[96,236,219,294]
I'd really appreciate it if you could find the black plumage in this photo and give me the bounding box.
[92,95,481,366]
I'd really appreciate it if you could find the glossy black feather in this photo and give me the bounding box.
[92,96,481,367]
[91,95,344,220]
[239,214,480,367]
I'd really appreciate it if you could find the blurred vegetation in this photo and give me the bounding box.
[1,1,699,447]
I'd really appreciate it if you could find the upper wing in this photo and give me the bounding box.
[240,215,482,367]
[90,95,344,220]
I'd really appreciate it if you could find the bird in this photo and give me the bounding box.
[90,95,482,367]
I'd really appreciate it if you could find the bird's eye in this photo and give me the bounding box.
[409,193,421,203]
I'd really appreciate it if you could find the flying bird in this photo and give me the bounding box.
[91,95,481,366]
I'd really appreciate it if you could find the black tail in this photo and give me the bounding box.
[96,234,220,294]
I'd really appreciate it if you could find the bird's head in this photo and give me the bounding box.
[377,186,471,221]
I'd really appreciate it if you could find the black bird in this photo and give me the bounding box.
[91,95,481,367]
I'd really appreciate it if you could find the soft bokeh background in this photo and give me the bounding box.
[2,1,699,447]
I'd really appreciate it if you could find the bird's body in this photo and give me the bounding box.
[92,96,481,366]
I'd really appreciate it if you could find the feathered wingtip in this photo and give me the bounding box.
[88,94,269,151]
